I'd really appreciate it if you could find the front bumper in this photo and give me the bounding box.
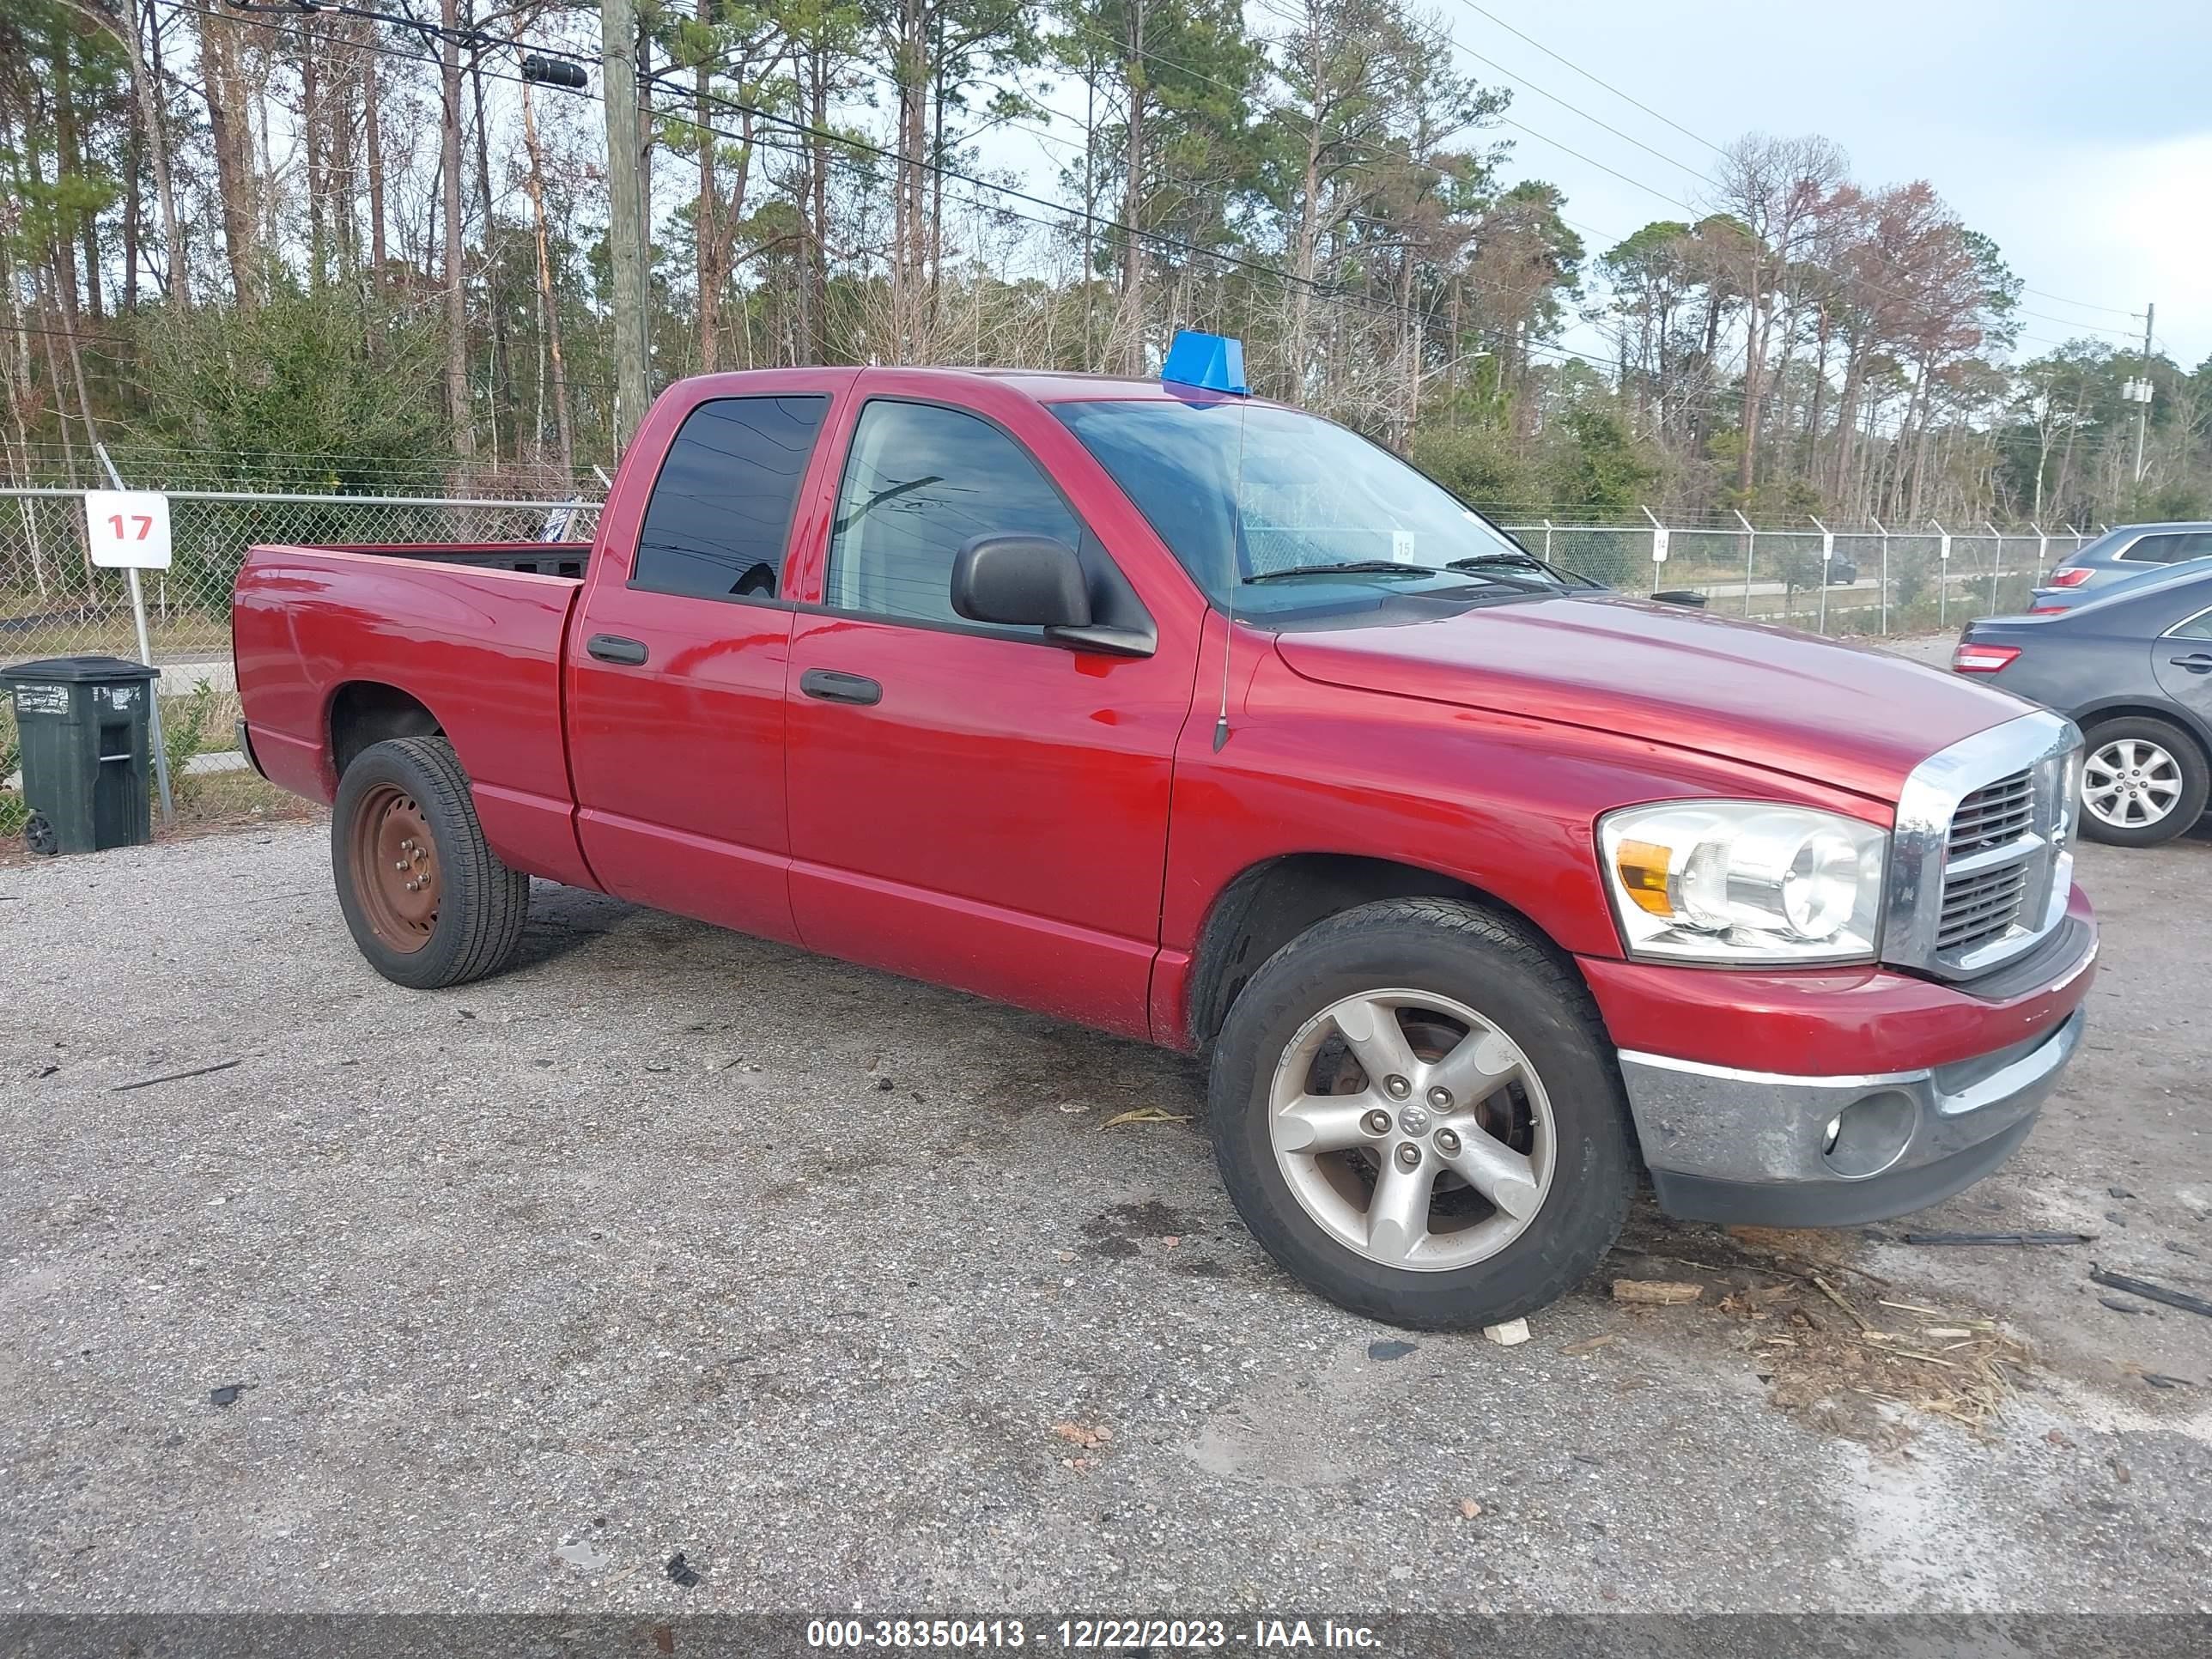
[1623,1007,2083,1226]
[1600,907,2097,1228]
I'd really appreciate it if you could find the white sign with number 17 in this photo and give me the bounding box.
[85,489,173,570]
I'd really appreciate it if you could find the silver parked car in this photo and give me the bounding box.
[2030,521,2212,612]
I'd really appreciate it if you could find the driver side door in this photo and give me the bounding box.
[781,395,1195,1038]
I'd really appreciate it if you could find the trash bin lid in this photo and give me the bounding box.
[0,654,161,684]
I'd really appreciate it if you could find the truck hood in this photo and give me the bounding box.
[1270,596,2029,802]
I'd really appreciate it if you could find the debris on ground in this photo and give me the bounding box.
[1899,1230,2095,1247]
[1559,1334,1618,1357]
[1613,1279,1701,1306]
[207,1382,248,1407]
[1367,1340,1417,1361]
[874,1077,895,1091]
[556,1538,611,1571]
[1051,1421,1112,1449]
[2089,1266,2212,1321]
[664,1552,701,1588]
[1458,1499,1483,1520]
[1482,1318,1530,1346]
[1099,1108,1190,1127]
[113,1057,245,1093]
[2140,1374,2192,1391]
[2100,1297,2156,1316]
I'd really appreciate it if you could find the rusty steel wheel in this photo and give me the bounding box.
[348,781,442,953]
[331,737,528,988]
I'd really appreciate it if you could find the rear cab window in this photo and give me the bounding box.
[631,395,830,601]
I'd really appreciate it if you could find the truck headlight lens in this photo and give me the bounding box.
[1599,802,1887,963]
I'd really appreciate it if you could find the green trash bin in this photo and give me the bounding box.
[2,655,162,855]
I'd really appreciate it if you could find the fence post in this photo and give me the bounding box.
[1933,520,1950,631]
[1811,515,1833,635]
[1984,520,2003,613]
[91,443,175,824]
[2030,521,2048,584]
[2064,524,2084,558]
[1870,518,1888,635]
[1732,508,1756,617]
[1639,505,1667,594]
[1542,519,1553,561]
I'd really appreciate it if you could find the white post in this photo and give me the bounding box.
[1733,508,1756,617]
[92,443,173,824]
[1640,505,1668,594]
[1870,518,1889,634]
[2030,521,2049,584]
[2063,523,2084,557]
[1933,520,1951,630]
[1811,515,1834,634]
[1542,520,1553,561]
[1984,520,2003,612]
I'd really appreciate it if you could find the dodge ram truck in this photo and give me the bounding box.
[232,346,2098,1329]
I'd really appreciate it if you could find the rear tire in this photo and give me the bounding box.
[331,736,529,988]
[2076,716,2208,847]
[1207,897,1633,1330]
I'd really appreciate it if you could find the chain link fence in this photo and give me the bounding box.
[0,482,2097,837]
[2,488,600,834]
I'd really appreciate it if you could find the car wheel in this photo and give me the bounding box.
[2077,717,2209,847]
[331,736,530,988]
[1207,897,1634,1330]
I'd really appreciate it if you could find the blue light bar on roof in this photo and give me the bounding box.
[1161,330,1249,396]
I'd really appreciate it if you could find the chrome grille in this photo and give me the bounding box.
[1948,770,2035,855]
[1882,712,2080,982]
[1935,861,2029,952]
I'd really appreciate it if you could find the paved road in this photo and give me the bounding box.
[2,823,2206,1618]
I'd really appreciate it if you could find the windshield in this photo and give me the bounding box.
[1053,398,1533,615]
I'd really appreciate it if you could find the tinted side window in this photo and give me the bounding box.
[825,400,1081,631]
[632,395,829,600]
[2122,532,2188,564]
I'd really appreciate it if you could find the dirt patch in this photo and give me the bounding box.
[1609,1218,2033,1445]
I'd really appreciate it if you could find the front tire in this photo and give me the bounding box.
[2077,717,2208,847]
[331,736,529,988]
[1207,897,1633,1330]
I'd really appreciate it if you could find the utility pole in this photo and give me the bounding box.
[2133,301,2154,485]
[602,0,649,452]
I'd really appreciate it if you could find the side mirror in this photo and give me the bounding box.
[1650,588,1710,609]
[951,536,1091,629]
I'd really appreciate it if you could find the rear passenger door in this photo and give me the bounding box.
[567,385,846,943]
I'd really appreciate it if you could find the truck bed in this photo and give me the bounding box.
[233,541,593,886]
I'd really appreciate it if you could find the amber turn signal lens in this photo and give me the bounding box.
[1614,838,1674,915]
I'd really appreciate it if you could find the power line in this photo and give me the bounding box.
[2022,285,2140,319]
[1445,0,1728,158]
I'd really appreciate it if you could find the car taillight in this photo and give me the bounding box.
[1952,642,2021,673]
[2027,605,2067,615]
[2046,568,2092,587]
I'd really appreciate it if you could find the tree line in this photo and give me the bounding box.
[2,0,2204,526]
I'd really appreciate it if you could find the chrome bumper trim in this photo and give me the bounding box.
[1619,1007,2085,1190]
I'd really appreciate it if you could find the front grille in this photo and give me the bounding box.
[1883,713,2078,981]
[1936,861,2029,951]
[1948,770,2034,854]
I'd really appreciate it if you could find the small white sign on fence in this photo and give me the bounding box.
[1650,525,1669,563]
[84,489,173,570]
[1938,531,1952,562]
[1821,529,1835,563]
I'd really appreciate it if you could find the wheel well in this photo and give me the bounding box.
[1185,854,1565,1050]
[2075,703,2212,766]
[330,682,443,778]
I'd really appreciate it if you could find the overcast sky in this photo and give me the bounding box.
[1424,0,2211,371]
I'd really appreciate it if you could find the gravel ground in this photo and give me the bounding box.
[2,808,2208,1620]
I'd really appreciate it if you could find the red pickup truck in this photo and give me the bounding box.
[234,360,2096,1329]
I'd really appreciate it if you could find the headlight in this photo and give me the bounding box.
[1597,801,1887,964]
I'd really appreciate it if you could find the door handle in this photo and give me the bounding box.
[799,668,883,706]
[2169,653,2212,673]
[586,634,648,665]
